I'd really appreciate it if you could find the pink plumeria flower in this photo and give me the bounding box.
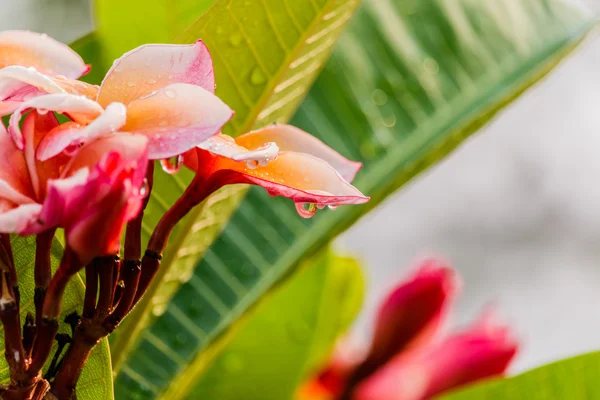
[298,259,518,400]
[0,33,232,161]
[0,30,94,116]
[0,111,148,263]
[182,124,369,216]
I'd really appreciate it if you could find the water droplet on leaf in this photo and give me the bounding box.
[139,178,149,197]
[229,33,242,47]
[250,68,266,85]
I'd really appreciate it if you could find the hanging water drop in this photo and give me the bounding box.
[295,203,317,219]
[139,178,149,197]
[160,155,183,174]
[328,205,338,210]
[37,108,49,115]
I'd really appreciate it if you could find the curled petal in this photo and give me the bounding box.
[353,311,518,400]
[0,30,89,78]
[21,111,69,199]
[236,124,363,182]
[0,122,34,203]
[0,66,65,100]
[98,40,215,107]
[123,83,233,159]
[187,135,369,206]
[0,204,43,234]
[36,102,127,161]
[9,93,103,149]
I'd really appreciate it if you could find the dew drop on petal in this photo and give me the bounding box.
[146,78,157,85]
[246,160,258,169]
[37,108,48,115]
[160,155,183,174]
[295,203,317,219]
[328,205,338,210]
[164,89,176,98]
[127,82,136,87]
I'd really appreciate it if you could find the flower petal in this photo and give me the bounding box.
[9,93,103,149]
[0,30,89,78]
[353,311,518,400]
[0,203,43,234]
[236,124,363,182]
[0,121,35,204]
[21,111,70,199]
[188,135,369,206]
[123,83,233,159]
[0,66,65,100]
[97,40,215,107]
[36,102,127,161]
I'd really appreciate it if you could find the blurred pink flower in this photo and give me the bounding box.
[299,259,518,400]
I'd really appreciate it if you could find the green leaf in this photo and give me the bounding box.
[91,0,363,373]
[0,236,113,400]
[440,352,600,399]
[116,250,363,400]
[115,0,597,396]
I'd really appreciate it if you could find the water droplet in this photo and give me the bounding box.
[328,205,338,210]
[423,58,439,75]
[372,89,388,106]
[287,321,311,343]
[152,303,167,316]
[250,68,266,85]
[139,178,149,197]
[229,33,242,47]
[246,160,258,169]
[37,108,49,115]
[146,78,157,85]
[382,114,397,128]
[164,89,176,98]
[295,203,317,219]
[221,353,243,373]
[160,155,183,174]
[114,64,123,72]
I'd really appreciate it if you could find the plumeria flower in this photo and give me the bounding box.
[0,32,232,161]
[183,124,368,217]
[0,30,93,115]
[298,259,519,400]
[0,111,148,263]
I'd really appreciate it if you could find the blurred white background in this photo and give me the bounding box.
[1,0,599,375]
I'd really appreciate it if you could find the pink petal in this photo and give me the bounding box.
[0,121,35,204]
[0,203,43,234]
[353,311,519,400]
[21,111,70,199]
[0,100,20,117]
[97,40,215,107]
[123,83,233,159]
[0,31,89,78]
[9,93,103,149]
[236,124,363,182]
[0,66,65,100]
[36,102,127,161]
[187,135,369,206]
[67,133,149,189]
[360,260,459,376]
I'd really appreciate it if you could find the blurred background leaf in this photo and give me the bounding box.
[113,0,597,398]
[127,250,363,400]
[441,351,600,399]
[0,237,113,400]
[75,0,363,372]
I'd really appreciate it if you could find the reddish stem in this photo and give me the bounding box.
[0,272,26,381]
[104,259,141,331]
[34,229,56,329]
[125,161,154,261]
[82,264,98,319]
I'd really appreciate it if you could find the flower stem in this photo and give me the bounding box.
[34,229,57,328]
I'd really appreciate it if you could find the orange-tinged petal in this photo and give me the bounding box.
[97,41,215,107]
[0,121,35,204]
[0,30,89,78]
[236,124,363,182]
[123,83,233,159]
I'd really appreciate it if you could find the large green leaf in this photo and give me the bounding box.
[0,237,113,400]
[115,250,363,399]
[441,352,600,399]
[89,0,364,372]
[115,0,597,396]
